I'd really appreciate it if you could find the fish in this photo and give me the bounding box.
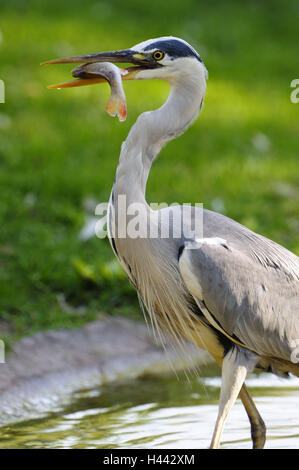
[72,62,127,122]
[47,62,127,122]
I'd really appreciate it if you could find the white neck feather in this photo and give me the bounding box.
[108,63,211,355]
[114,62,206,206]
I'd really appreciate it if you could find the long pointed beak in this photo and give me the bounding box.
[41,49,155,89]
[41,49,147,66]
[46,77,106,89]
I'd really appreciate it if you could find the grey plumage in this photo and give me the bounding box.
[179,207,299,372]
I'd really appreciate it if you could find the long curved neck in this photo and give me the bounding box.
[113,66,206,206]
[109,65,208,350]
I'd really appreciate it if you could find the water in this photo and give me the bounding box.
[0,366,298,449]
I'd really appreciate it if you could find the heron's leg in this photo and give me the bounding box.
[210,346,256,449]
[239,384,266,449]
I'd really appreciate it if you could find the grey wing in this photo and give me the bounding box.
[178,236,299,362]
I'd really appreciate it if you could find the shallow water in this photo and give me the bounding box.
[1,366,298,449]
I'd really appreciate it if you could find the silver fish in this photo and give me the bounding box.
[72,62,127,122]
[46,62,127,122]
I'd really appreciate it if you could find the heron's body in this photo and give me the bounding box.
[110,202,299,374]
[105,38,299,447]
[45,36,299,448]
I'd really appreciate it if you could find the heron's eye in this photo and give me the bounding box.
[152,50,165,61]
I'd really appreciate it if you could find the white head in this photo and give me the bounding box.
[127,36,207,83]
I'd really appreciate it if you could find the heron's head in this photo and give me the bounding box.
[42,36,207,88]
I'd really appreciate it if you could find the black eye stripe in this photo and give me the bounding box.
[144,39,202,63]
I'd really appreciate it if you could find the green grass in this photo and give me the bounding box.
[0,0,298,339]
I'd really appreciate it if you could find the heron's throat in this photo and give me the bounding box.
[107,69,208,349]
[113,70,206,205]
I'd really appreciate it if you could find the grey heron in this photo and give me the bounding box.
[43,36,299,449]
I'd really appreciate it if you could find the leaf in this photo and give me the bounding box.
[72,257,98,283]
